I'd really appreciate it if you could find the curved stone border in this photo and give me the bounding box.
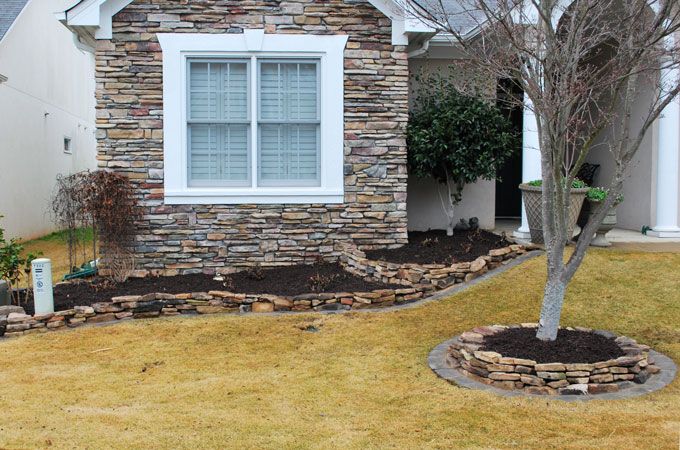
[340,242,533,288]
[429,336,677,401]
[0,250,542,339]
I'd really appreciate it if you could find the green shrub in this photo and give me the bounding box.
[587,187,623,204]
[0,217,40,305]
[407,74,517,234]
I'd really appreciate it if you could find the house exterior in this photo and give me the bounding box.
[58,0,680,274]
[0,0,96,239]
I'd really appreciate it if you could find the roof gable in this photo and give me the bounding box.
[58,0,435,46]
[0,0,29,42]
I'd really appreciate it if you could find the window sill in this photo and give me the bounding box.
[164,188,344,205]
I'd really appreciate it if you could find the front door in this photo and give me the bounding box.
[495,79,523,219]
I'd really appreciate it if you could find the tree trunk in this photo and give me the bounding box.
[437,175,457,236]
[535,274,567,341]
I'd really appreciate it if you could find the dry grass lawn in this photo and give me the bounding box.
[0,249,678,448]
[21,229,95,283]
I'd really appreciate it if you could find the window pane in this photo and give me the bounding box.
[260,62,318,121]
[189,61,248,121]
[259,124,319,184]
[189,124,249,184]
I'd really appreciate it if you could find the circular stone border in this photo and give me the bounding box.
[428,334,677,401]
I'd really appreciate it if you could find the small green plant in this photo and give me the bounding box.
[587,187,624,204]
[0,217,41,305]
[527,179,588,189]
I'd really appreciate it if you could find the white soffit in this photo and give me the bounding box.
[60,0,434,45]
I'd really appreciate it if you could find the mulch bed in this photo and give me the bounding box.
[365,229,511,265]
[481,327,625,364]
[21,263,400,315]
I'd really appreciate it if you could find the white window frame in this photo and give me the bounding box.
[158,31,348,205]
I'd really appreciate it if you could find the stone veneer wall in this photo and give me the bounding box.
[95,0,409,275]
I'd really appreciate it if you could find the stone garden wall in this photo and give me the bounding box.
[0,244,531,339]
[95,0,409,275]
[0,284,435,338]
[340,243,528,287]
[447,325,660,395]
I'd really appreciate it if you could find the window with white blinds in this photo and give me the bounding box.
[188,61,249,186]
[162,31,347,204]
[259,62,320,186]
[186,58,320,188]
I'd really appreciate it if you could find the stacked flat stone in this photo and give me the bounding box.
[341,243,528,287]
[95,0,410,275]
[447,325,660,396]
[0,283,437,338]
[0,243,529,339]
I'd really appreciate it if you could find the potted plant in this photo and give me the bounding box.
[584,187,622,247]
[519,179,589,244]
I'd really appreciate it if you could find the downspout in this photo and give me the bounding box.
[0,74,7,84]
[407,38,430,58]
[54,11,96,53]
[72,32,95,54]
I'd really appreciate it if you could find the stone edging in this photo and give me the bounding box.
[340,242,531,287]
[0,248,539,340]
[429,335,677,401]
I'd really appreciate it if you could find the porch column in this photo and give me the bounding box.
[650,50,680,237]
[514,93,542,239]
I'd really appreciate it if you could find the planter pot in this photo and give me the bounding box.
[519,184,589,245]
[587,199,617,247]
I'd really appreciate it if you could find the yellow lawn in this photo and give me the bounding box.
[0,249,678,449]
[20,229,95,283]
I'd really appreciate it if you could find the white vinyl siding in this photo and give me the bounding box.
[187,61,249,186]
[258,61,320,186]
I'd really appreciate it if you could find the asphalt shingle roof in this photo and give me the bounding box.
[0,0,29,42]
[414,0,496,36]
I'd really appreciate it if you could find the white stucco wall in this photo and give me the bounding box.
[586,60,660,232]
[0,0,96,240]
[407,53,497,231]
[407,177,496,231]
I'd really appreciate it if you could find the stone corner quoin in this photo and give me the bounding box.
[96,1,410,275]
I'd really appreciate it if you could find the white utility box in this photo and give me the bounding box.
[31,258,54,314]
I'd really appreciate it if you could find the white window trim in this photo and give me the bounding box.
[158,30,348,205]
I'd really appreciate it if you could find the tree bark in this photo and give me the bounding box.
[536,273,566,341]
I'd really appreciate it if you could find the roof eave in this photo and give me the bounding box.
[59,0,436,46]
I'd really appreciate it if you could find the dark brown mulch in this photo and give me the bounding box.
[365,229,511,265]
[21,263,400,315]
[481,327,625,364]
